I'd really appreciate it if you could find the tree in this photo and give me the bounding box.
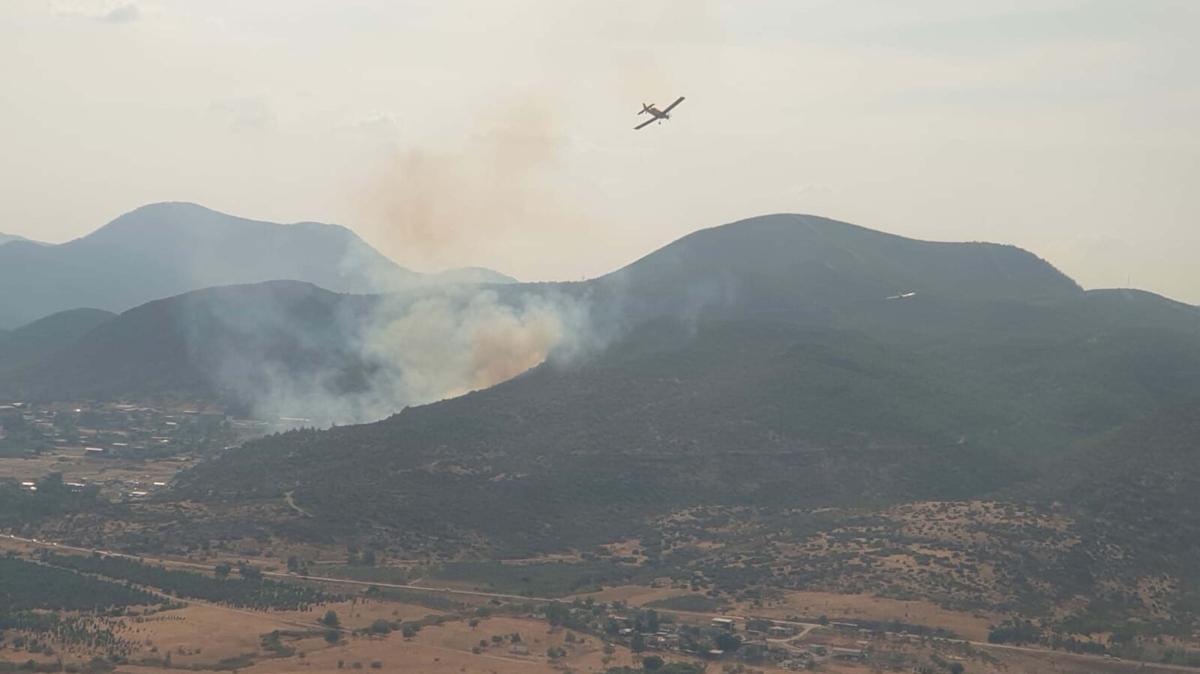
[36,472,66,496]
[631,632,645,653]
[214,563,231,578]
[948,663,964,674]
[544,602,570,626]
[642,655,665,670]
[324,630,340,645]
[237,562,262,580]
[714,632,740,652]
[321,610,341,628]
[746,618,771,633]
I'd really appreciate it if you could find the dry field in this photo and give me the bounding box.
[240,616,649,674]
[278,598,445,630]
[3,586,1193,674]
[0,448,192,492]
[575,584,694,607]
[744,590,998,641]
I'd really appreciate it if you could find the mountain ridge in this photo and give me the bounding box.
[0,202,513,329]
[0,213,1119,410]
[0,232,38,247]
[145,214,1199,551]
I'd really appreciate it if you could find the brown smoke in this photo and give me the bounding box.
[352,1,721,277]
[357,97,573,274]
[318,1,722,421]
[361,289,589,406]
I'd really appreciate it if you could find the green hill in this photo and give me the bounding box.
[167,215,1200,557]
[0,308,115,376]
[0,281,377,409]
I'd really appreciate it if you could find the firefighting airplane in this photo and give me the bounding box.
[634,96,685,130]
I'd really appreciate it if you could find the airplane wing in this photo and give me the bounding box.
[662,96,685,113]
[634,117,657,130]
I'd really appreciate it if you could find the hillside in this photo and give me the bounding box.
[0,282,380,412]
[164,215,1200,556]
[1044,406,1200,577]
[0,202,512,329]
[6,214,1196,429]
[0,214,1095,411]
[0,308,115,376]
[589,214,1080,323]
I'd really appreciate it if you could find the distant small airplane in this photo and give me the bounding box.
[635,96,685,130]
[887,291,917,300]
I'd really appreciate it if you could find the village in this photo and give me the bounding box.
[0,400,289,502]
[604,611,872,670]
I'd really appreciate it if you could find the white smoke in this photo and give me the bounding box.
[361,288,591,404]
[202,283,601,427]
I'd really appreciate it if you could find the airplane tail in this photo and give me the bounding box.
[639,103,651,115]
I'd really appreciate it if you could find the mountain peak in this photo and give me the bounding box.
[602,213,1081,320]
[84,202,354,245]
[0,202,511,329]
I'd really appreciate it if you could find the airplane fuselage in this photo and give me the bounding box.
[640,104,670,119]
[635,96,684,130]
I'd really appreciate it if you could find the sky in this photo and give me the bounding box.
[1,0,1198,302]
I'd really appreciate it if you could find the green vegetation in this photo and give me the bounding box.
[0,556,159,611]
[0,474,102,525]
[40,552,329,610]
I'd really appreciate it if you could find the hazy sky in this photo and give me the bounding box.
[2,1,1198,302]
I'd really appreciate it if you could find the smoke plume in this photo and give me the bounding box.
[188,282,599,427]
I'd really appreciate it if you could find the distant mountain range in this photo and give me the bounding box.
[0,282,372,406]
[0,232,41,247]
[0,202,512,329]
[5,215,1196,415]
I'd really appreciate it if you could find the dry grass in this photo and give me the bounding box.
[744,590,997,641]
